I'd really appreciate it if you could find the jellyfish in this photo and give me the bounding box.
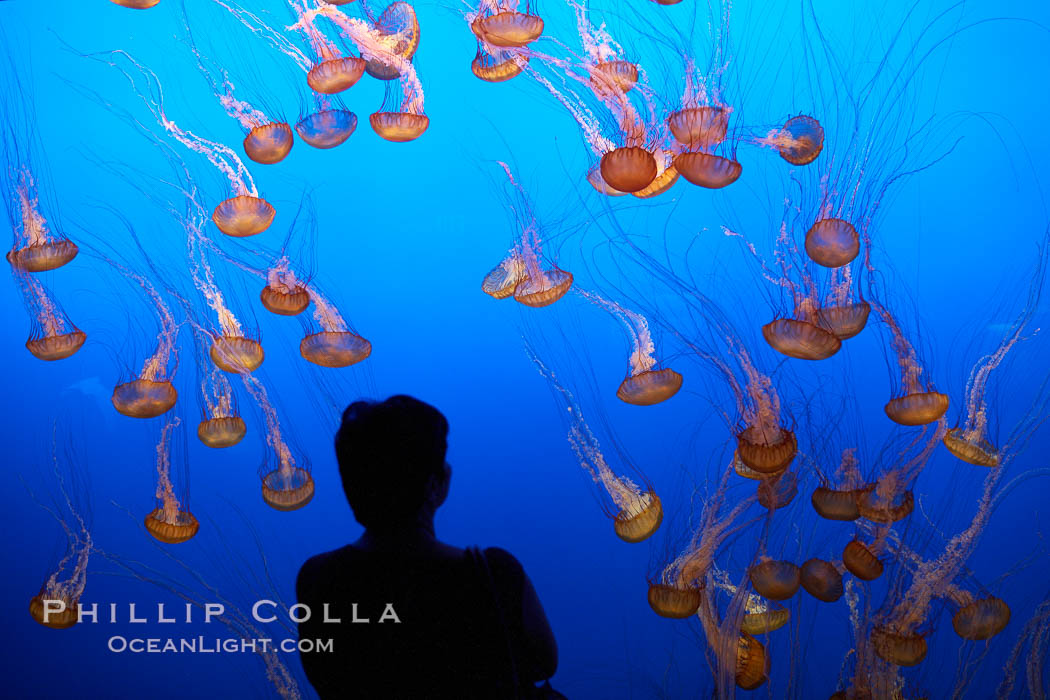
[952,595,1010,641]
[3,167,78,273]
[299,289,372,369]
[14,269,85,361]
[110,276,179,418]
[97,51,276,237]
[800,558,845,603]
[669,53,742,190]
[756,115,825,166]
[362,1,421,80]
[842,539,883,581]
[748,559,801,601]
[110,0,161,7]
[283,0,366,94]
[197,364,247,448]
[261,258,311,316]
[471,43,527,82]
[756,469,797,510]
[530,348,662,544]
[145,417,199,544]
[810,449,868,521]
[871,299,949,426]
[576,290,682,406]
[469,0,544,48]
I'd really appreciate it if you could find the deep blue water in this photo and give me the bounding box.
[2,1,1050,698]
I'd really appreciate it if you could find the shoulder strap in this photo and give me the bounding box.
[468,546,521,699]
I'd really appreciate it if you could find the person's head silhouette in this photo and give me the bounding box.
[335,395,451,533]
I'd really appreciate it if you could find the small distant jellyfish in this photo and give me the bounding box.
[800,559,844,602]
[805,218,859,268]
[856,485,914,524]
[757,115,824,166]
[470,0,544,48]
[748,559,801,601]
[15,271,86,361]
[144,418,199,545]
[5,168,78,273]
[842,540,883,581]
[590,60,639,94]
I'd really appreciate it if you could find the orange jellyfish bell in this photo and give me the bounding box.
[953,596,1010,640]
[300,331,372,368]
[805,218,859,268]
[7,240,79,272]
[27,330,87,361]
[307,57,366,95]
[884,391,949,426]
[471,10,544,48]
[810,486,864,521]
[482,258,527,300]
[111,379,178,419]
[472,47,526,82]
[735,634,769,690]
[741,607,790,635]
[261,467,315,511]
[586,165,628,197]
[762,318,841,360]
[943,428,999,467]
[369,112,429,142]
[296,110,358,149]
[197,416,247,448]
[842,540,883,581]
[210,335,264,374]
[591,60,639,93]
[616,368,683,406]
[212,195,276,237]
[260,283,310,316]
[777,115,824,166]
[674,152,742,189]
[749,560,801,601]
[736,427,797,474]
[612,491,662,543]
[816,302,871,340]
[857,488,914,524]
[365,1,421,80]
[109,0,161,7]
[600,147,658,193]
[800,559,844,602]
[513,269,573,308]
[757,470,798,510]
[144,508,200,544]
[647,582,702,619]
[632,151,679,199]
[29,593,79,629]
[667,106,728,150]
[871,627,927,666]
[243,123,294,165]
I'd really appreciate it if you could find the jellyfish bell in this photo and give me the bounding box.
[757,470,798,510]
[471,10,544,48]
[109,0,161,7]
[29,593,79,629]
[198,416,247,448]
[300,331,372,368]
[667,106,728,150]
[586,165,628,197]
[295,109,358,150]
[800,559,844,602]
[212,195,276,237]
[111,379,178,419]
[261,467,315,511]
[734,452,771,481]
[749,560,801,600]
[590,60,639,93]
[210,335,265,374]
[471,47,526,82]
[632,151,679,199]
[805,218,859,268]
[952,596,1010,640]
[735,634,769,690]
[647,582,701,619]
[144,508,199,544]
[741,607,790,635]
[616,368,683,406]
[674,152,742,189]
[599,147,658,194]
[857,488,914,524]
[842,540,883,580]
[884,391,949,426]
[762,318,841,360]
[513,269,573,308]
[260,283,311,316]
[612,491,662,543]
[943,428,999,468]
[776,115,824,166]
[365,1,421,80]
[7,239,79,273]
[26,329,87,362]
[243,123,294,165]
[871,626,927,666]
[482,255,528,300]
[816,302,871,340]
[307,57,366,95]
[369,112,429,142]
[736,426,797,474]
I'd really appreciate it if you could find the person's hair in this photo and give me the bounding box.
[335,395,450,529]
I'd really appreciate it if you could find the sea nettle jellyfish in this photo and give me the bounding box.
[530,349,662,544]
[871,300,949,426]
[4,168,78,273]
[145,418,199,544]
[670,60,741,190]
[197,365,247,448]
[261,257,311,316]
[810,449,868,521]
[300,290,372,368]
[282,0,366,94]
[577,290,682,406]
[749,115,825,166]
[110,0,161,8]
[471,43,527,82]
[15,270,86,361]
[111,271,179,419]
[470,0,544,48]
[241,373,314,511]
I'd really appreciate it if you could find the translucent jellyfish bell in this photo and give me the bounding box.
[757,470,798,510]
[857,488,914,524]
[736,427,797,474]
[943,428,1000,467]
[144,509,199,544]
[26,330,87,361]
[212,195,276,237]
[369,112,429,142]
[243,123,294,165]
[197,416,247,448]
[590,60,639,93]
[296,110,358,149]
[7,240,79,272]
[952,597,1010,640]
[805,218,859,268]
[816,302,871,340]
[741,607,790,635]
[884,391,949,426]
[29,593,79,629]
[667,106,728,150]
[871,627,927,666]
[365,2,421,80]
[471,11,544,48]
[674,152,742,189]
[612,491,662,543]
[260,283,311,316]
[307,57,366,95]
[586,165,629,197]
[300,331,372,368]
[513,269,573,308]
[210,335,265,374]
[599,147,658,193]
[777,115,824,166]
[647,582,702,619]
[616,368,683,406]
[261,467,315,511]
[735,634,769,690]
[111,379,178,418]
[762,318,841,360]
[109,0,161,7]
[471,49,526,83]
[749,560,801,600]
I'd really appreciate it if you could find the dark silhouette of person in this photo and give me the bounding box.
[297,395,559,699]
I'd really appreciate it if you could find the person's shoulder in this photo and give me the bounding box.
[482,546,526,578]
[297,544,357,594]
